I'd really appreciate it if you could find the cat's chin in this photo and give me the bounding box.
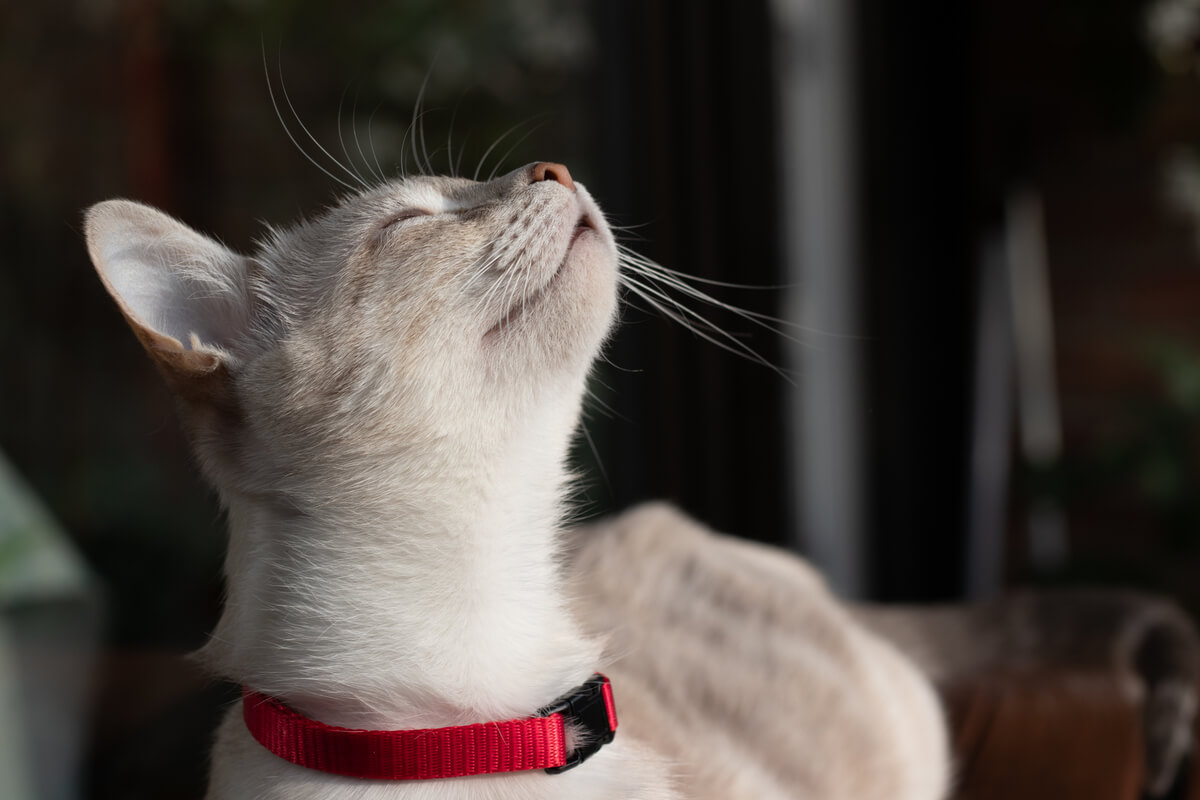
[482,225,614,346]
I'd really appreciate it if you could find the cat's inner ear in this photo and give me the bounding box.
[84,200,253,368]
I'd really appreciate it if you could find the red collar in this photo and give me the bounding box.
[242,674,618,780]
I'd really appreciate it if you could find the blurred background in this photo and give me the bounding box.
[4,0,1200,797]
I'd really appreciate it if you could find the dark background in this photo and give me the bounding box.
[4,0,1200,796]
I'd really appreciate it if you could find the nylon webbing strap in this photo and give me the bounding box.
[242,676,618,780]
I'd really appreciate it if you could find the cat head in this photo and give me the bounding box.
[84,163,618,503]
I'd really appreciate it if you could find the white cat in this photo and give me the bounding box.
[84,162,951,798]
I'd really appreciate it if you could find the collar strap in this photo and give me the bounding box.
[242,674,618,780]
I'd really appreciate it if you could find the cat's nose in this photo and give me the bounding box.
[530,162,575,192]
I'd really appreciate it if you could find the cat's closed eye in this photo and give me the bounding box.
[381,208,432,229]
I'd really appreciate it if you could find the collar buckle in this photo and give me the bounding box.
[539,674,619,774]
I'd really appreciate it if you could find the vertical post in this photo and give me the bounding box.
[966,235,1016,598]
[772,0,866,596]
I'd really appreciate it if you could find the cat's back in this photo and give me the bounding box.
[568,503,950,800]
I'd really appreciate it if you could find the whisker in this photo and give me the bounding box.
[455,131,471,180]
[473,119,536,182]
[473,258,513,322]
[367,105,388,180]
[577,419,612,496]
[411,69,435,177]
[618,244,789,290]
[497,265,529,332]
[620,248,859,345]
[462,246,508,295]
[446,97,462,178]
[262,45,359,193]
[618,273,794,382]
[595,348,646,375]
[463,258,498,295]
[582,382,627,423]
[485,118,551,183]
[398,104,413,177]
[272,49,367,191]
[351,95,385,184]
[606,222,654,236]
[336,86,373,189]
[623,258,798,337]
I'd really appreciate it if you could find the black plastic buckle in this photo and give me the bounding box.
[539,674,617,774]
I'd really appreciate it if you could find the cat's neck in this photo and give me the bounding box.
[200,402,601,731]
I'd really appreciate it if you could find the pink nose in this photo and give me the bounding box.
[531,162,575,191]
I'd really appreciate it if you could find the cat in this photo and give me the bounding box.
[84,161,1196,799]
[83,162,949,798]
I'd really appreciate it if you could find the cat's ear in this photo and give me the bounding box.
[84,200,252,403]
